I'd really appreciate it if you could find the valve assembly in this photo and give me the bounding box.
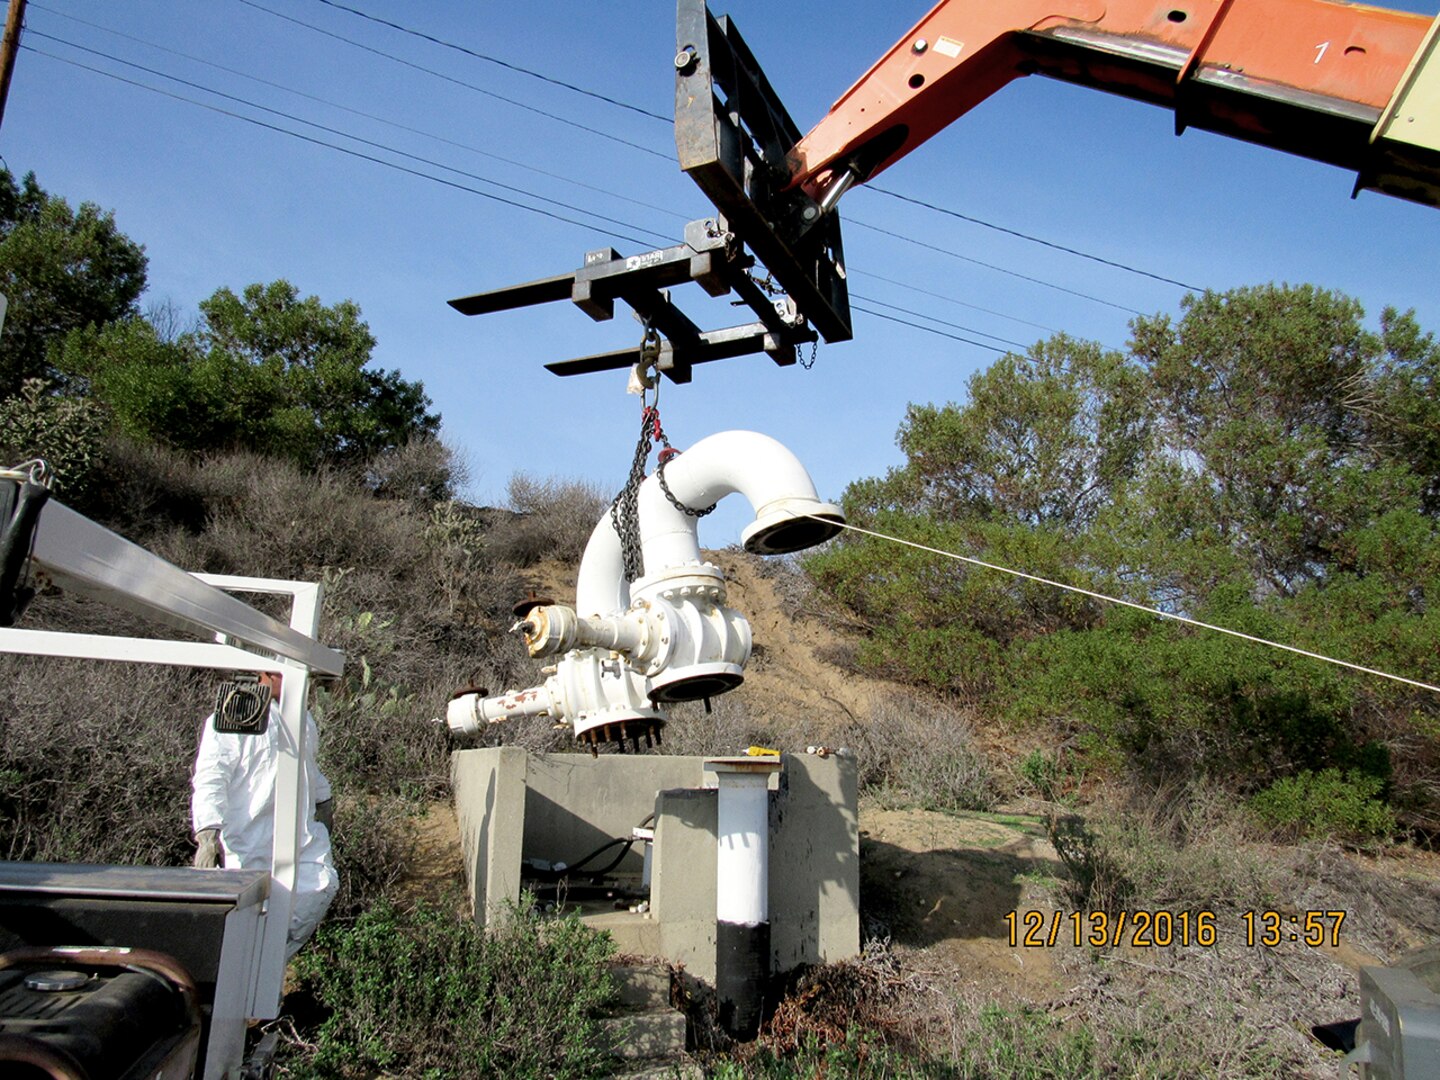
[446,430,842,753]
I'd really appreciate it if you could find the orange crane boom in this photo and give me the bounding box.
[786,0,1440,209]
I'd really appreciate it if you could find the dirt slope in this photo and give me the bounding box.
[414,549,1440,1075]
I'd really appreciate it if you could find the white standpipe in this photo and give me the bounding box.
[706,756,782,1040]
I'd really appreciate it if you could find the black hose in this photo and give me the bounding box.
[529,812,657,881]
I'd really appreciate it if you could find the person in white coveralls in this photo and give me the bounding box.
[191,670,337,957]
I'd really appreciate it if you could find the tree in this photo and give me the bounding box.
[1131,285,1418,599]
[58,280,441,472]
[190,281,439,469]
[807,284,1439,815]
[809,335,1147,692]
[850,334,1149,532]
[0,170,147,395]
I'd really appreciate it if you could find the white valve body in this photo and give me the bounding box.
[446,431,842,745]
[445,650,664,739]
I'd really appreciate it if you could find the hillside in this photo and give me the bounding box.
[412,548,1440,1077]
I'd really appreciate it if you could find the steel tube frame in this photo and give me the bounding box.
[0,548,340,1056]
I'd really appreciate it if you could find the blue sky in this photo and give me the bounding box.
[10,0,1440,547]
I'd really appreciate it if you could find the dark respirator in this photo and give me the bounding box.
[213,675,271,735]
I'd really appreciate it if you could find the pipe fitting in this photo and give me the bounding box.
[447,685,559,736]
[632,562,751,702]
[447,649,667,742]
[576,431,845,616]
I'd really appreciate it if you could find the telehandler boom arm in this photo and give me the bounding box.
[787,0,1440,209]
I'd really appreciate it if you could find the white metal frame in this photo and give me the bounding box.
[0,496,345,1054]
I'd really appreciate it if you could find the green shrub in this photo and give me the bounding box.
[0,378,106,498]
[1048,785,1279,914]
[1249,768,1396,844]
[283,898,617,1078]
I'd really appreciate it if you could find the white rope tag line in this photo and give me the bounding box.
[795,513,1440,697]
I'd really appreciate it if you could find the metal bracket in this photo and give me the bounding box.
[449,218,817,382]
[674,0,850,344]
[448,1,850,380]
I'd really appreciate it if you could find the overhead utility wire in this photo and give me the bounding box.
[31,14,1139,339]
[850,268,1061,335]
[850,292,1031,350]
[277,2,1198,299]
[233,0,671,161]
[310,0,671,124]
[801,514,1440,696]
[31,12,1087,341]
[27,24,1072,345]
[850,218,1148,316]
[867,185,1204,292]
[25,46,665,251]
[28,32,677,249]
[224,1,1157,319]
[851,303,1009,355]
[31,2,690,223]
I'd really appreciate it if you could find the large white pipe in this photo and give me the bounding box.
[575,431,842,616]
[706,756,781,1040]
[716,772,770,927]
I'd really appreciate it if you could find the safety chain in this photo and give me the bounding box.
[751,272,818,371]
[656,454,716,519]
[607,327,716,582]
[610,405,659,584]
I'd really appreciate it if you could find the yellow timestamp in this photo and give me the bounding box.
[1241,909,1346,948]
[1003,909,1347,949]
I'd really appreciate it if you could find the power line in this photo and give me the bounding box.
[867,185,1204,292]
[25,45,666,250]
[800,513,1440,696]
[31,2,691,224]
[849,217,1148,316]
[849,267,1062,335]
[850,292,1031,350]
[233,0,671,162]
[27,24,1102,343]
[28,31,677,249]
[30,10,1155,337]
[248,0,1195,307]
[851,303,1009,355]
[46,3,1155,320]
[304,0,1205,297]
[32,10,1119,337]
[310,0,671,125]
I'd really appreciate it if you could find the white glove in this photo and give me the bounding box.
[193,827,222,869]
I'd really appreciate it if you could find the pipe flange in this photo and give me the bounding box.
[649,661,744,703]
[741,498,845,555]
[632,561,727,606]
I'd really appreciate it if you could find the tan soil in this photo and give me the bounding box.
[407,548,1433,1018]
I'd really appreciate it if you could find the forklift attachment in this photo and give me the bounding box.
[448,1,847,379]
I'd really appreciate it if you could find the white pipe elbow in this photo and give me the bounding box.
[643,431,843,561]
[574,431,843,617]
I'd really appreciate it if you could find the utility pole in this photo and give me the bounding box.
[0,0,27,134]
